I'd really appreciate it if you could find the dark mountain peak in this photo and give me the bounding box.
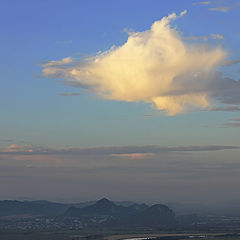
[145,204,174,216]
[65,198,118,219]
[148,204,171,212]
[96,198,115,207]
[97,198,111,203]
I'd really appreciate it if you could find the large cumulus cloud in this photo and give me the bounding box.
[42,11,227,115]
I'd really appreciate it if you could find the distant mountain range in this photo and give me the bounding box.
[0,198,144,217]
[0,200,68,217]
[65,198,148,217]
[0,198,199,228]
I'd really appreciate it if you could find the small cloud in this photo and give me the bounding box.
[42,57,73,68]
[221,59,240,66]
[179,9,187,16]
[194,0,240,12]
[185,35,208,41]
[207,105,240,112]
[111,153,155,160]
[209,6,232,12]
[209,2,240,12]
[186,34,224,41]
[122,28,135,35]
[211,33,224,40]
[225,122,240,127]
[59,93,81,96]
[193,1,212,5]
[3,144,38,153]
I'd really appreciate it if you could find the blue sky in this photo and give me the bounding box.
[0,0,240,203]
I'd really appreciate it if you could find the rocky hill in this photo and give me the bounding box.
[64,198,175,227]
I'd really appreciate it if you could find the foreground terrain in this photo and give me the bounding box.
[0,198,239,240]
[0,231,240,240]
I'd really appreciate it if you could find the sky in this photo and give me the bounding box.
[1,0,240,206]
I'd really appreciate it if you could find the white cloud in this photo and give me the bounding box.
[211,34,224,40]
[42,11,226,115]
[42,57,73,68]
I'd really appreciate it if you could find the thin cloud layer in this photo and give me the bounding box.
[0,144,239,156]
[209,6,232,12]
[208,1,240,12]
[208,105,240,112]
[193,1,212,5]
[42,11,227,115]
[224,117,240,127]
